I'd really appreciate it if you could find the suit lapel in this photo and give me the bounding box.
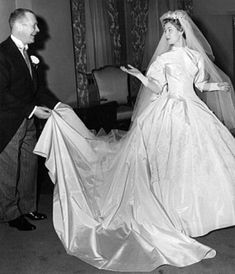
[7,37,34,80]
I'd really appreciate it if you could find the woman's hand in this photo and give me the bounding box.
[121,64,150,88]
[120,64,142,79]
[217,82,231,92]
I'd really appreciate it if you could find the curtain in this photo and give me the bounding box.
[71,0,120,106]
[85,0,113,71]
[71,0,183,106]
[124,0,179,97]
[142,0,178,70]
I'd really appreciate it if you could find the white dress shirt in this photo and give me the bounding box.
[11,35,60,118]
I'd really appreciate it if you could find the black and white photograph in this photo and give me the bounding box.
[1,0,235,273]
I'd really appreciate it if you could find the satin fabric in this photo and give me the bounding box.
[34,47,235,272]
[34,108,215,272]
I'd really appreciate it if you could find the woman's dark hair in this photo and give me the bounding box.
[9,8,35,29]
[162,18,186,38]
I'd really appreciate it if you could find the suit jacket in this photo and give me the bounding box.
[0,37,59,152]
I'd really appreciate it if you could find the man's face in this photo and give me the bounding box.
[17,12,40,45]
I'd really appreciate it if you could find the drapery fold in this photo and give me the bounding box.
[34,107,216,272]
[85,0,113,71]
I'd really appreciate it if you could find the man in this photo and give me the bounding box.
[0,8,69,231]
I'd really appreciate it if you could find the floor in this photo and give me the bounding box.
[0,162,235,274]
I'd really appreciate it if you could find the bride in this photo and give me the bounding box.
[34,10,235,272]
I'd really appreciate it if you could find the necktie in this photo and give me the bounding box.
[23,47,32,77]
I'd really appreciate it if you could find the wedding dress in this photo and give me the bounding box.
[34,46,235,272]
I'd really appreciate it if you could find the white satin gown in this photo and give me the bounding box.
[34,46,235,272]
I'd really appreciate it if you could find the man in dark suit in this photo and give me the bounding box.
[0,8,69,231]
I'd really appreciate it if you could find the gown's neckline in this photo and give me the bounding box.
[171,45,187,51]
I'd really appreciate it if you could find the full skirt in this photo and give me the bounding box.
[34,94,235,271]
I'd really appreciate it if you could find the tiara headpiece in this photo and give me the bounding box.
[160,10,188,23]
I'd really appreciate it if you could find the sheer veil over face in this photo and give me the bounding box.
[132,10,235,130]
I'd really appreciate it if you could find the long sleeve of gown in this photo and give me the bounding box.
[145,56,167,93]
[194,55,220,92]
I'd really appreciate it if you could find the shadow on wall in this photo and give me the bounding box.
[30,16,59,133]
[30,16,52,96]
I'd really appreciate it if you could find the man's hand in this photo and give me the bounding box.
[34,106,52,119]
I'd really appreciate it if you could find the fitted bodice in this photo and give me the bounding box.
[147,47,205,99]
[165,48,197,96]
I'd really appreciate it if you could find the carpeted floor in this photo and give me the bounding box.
[0,163,235,274]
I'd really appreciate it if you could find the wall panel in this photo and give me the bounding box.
[0,0,77,106]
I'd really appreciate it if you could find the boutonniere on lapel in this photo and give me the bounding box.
[30,55,40,69]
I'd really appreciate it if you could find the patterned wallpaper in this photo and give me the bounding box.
[71,0,88,107]
[105,0,121,65]
[177,0,193,15]
[71,0,192,106]
[71,0,122,107]
[125,0,149,96]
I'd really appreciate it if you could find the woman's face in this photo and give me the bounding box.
[164,22,183,46]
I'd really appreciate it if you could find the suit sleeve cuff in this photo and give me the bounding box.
[54,102,61,109]
[28,106,37,119]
